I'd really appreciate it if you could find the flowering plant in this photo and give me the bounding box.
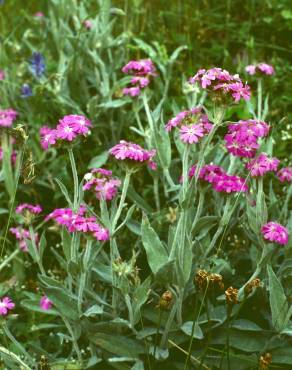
[0,2,291,370]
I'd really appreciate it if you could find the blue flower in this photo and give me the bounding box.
[21,84,33,98]
[30,52,45,78]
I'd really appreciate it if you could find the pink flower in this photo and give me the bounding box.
[58,115,91,135]
[261,222,288,245]
[165,107,202,132]
[246,153,280,177]
[131,76,150,88]
[83,168,121,201]
[94,226,110,241]
[34,12,44,17]
[245,65,256,75]
[109,140,156,163]
[0,109,18,127]
[224,120,269,158]
[246,63,274,76]
[84,20,93,29]
[0,297,15,316]
[122,87,141,97]
[121,59,156,98]
[16,203,42,215]
[277,167,292,183]
[40,115,91,149]
[180,124,205,144]
[213,174,248,193]
[187,163,248,193]
[228,82,251,102]
[0,70,5,80]
[40,295,53,310]
[199,164,226,183]
[46,207,109,241]
[122,59,156,76]
[10,226,38,252]
[40,126,57,150]
[189,67,250,103]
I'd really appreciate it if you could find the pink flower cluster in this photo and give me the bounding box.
[245,63,274,76]
[246,153,280,177]
[109,140,156,166]
[0,70,5,80]
[189,68,250,103]
[40,295,53,310]
[83,168,121,201]
[46,207,109,241]
[261,222,288,245]
[122,59,156,97]
[277,167,292,183]
[40,114,91,150]
[0,297,15,316]
[188,164,248,193]
[10,226,39,252]
[0,109,18,127]
[225,119,270,158]
[16,203,42,215]
[165,107,213,144]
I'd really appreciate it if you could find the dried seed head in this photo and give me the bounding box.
[194,269,209,290]
[157,290,173,310]
[209,273,224,289]
[259,353,272,370]
[194,270,224,291]
[225,286,238,305]
[244,278,261,295]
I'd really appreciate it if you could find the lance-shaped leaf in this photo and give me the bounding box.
[267,265,290,331]
[141,215,168,274]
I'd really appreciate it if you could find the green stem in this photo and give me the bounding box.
[28,225,45,275]
[204,197,232,257]
[68,148,79,212]
[78,239,92,315]
[153,308,163,360]
[0,145,25,260]
[112,171,131,233]
[142,93,154,132]
[0,346,31,370]
[182,145,191,200]
[280,184,292,221]
[2,321,35,366]
[61,315,82,364]
[125,294,134,328]
[0,249,20,272]
[160,301,177,347]
[184,282,209,370]
[191,190,205,232]
[153,176,160,211]
[257,78,262,120]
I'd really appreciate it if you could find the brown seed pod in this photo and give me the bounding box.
[225,286,238,305]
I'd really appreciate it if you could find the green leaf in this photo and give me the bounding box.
[232,319,263,331]
[267,265,290,331]
[181,321,203,339]
[83,304,104,317]
[55,178,73,207]
[88,151,109,169]
[98,99,130,108]
[91,333,144,357]
[39,275,79,320]
[133,276,151,324]
[141,215,168,274]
